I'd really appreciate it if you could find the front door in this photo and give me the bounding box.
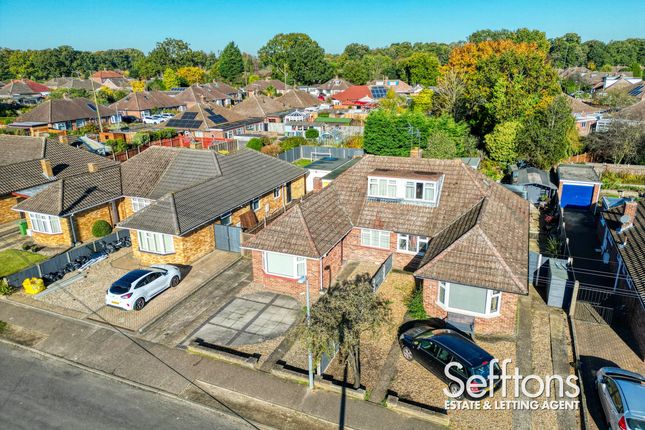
[286,182,293,203]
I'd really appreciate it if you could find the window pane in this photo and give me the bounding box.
[50,216,61,234]
[387,180,396,197]
[379,231,390,248]
[416,182,424,199]
[398,234,408,251]
[448,283,488,314]
[296,257,306,277]
[489,292,500,313]
[265,252,295,277]
[378,179,386,196]
[424,184,435,201]
[418,237,429,254]
[163,234,174,253]
[438,284,446,304]
[405,182,414,199]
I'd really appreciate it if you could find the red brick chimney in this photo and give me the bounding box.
[313,177,323,192]
[620,200,638,231]
[40,159,53,178]
[87,162,98,173]
[410,147,422,158]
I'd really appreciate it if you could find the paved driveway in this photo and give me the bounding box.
[191,292,300,347]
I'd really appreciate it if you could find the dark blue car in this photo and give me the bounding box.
[399,323,501,398]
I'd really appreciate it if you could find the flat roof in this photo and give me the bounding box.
[557,164,600,183]
[369,168,442,181]
[322,157,361,180]
[314,117,352,124]
[306,157,353,171]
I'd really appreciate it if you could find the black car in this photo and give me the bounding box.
[399,324,501,398]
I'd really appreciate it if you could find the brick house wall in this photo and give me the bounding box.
[321,239,343,291]
[251,250,322,304]
[0,195,21,224]
[72,204,113,243]
[26,215,73,247]
[117,197,138,221]
[342,227,421,271]
[422,279,519,337]
[131,223,215,266]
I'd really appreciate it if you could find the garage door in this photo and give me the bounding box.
[560,184,594,208]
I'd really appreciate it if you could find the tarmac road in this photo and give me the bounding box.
[0,343,253,430]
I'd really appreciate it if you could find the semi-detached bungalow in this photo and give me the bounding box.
[243,155,530,336]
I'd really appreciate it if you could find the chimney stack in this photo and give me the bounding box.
[40,159,53,178]
[620,200,638,231]
[87,162,98,173]
[313,177,323,192]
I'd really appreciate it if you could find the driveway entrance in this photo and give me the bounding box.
[190,292,300,347]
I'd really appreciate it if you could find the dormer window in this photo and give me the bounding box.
[368,178,397,199]
[405,181,436,203]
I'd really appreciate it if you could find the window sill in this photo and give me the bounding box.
[435,302,501,319]
[359,243,391,251]
[138,249,175,256]
[262,271,300,281]
[32,231,63,235]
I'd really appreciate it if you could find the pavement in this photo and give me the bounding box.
[0,342,248,430]
[191,292,300,347]
[0,298,441,430]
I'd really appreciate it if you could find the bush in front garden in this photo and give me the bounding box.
[91,220,113,238]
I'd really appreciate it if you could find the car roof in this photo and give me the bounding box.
[613,377,645,414]
[114,269,151,285]
[432,332,493,367]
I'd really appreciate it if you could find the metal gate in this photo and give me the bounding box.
[214,225,242,252]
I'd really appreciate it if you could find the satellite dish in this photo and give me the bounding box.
[620,214,631,224]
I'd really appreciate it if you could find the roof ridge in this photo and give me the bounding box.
[58,178,65,215]
[472,224,526,292]
[294,204,320,256]
[168,192,181,235]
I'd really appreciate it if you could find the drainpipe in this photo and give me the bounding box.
[613,257,623,292]
[319,258,323,292]
[69,215,78,245]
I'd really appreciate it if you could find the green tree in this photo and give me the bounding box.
[162,68,181,90]
[91,220,113,238]
[631,63,642,78]
[342,43,370,61]
[341,59,369,85]
[378,88,408,114]
[516,95,577,169]
[305,128,319,140]
[48,88,91,100]
[484,121,521,164]
[363,54,396,81]
[398,52,440,86]
[583,40,610,68]
[258,33,332,85]
[549,33,588,68]
[299,275,390,389]
[411,89,433,114]
[218,42,244,83]
[177,66,206,85]
[246,137,263,151]
[585,122,645,164]
[147,38,196,76]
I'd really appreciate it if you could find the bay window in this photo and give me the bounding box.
[131,197,151,213]
[263,251,306,278]
[436,282,502,317]
[397,234,429,254]
[137,230,175,254]
[28,213,62,234]
[360,228,390,249]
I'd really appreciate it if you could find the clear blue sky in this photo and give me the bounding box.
[1,0,643,55]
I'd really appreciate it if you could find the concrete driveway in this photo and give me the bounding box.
[190,292,300,347]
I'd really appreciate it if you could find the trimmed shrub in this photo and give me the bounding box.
[260,143,281,157]
[0,278,12,296]
[305,128,319,139]
[279,136,307,152]
[132,132,151,146]
[406,287,428,320]
[91,220,112,238]
[247,137,263,151]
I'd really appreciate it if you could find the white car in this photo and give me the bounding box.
[105,265,181,311]
[142,115,164,124]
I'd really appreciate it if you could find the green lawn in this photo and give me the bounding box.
[292,159,312,167]
[0,250,47,278]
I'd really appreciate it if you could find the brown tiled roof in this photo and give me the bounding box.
[110,91,180,112]
[14,98,116,124]
[0,135,117,195]
[244,155,529,294]
[565,94,600,115]
[92,70,124,79]
[231,94,286,118]
[275,90,322,108]
[44,77,96,91]
[601,200,645,302]
[244,79,287,92]
[0,79,50,96]
[614,99,645,121]
[318,78,352,92]
[206,81,239,95]
[173,84,230,106]
[13,166,123,216]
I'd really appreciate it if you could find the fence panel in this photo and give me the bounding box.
[371,254,393,293]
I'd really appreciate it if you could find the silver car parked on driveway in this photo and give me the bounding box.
[105,265,181,311]
[596,367,645,430]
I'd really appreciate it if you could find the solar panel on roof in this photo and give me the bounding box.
[628,85,643,96]
[166,119,203,129]
[207,114,227,124]
[182,112,197,119]
[371,86,387,99]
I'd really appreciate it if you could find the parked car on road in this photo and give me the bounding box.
[105,265,181,311]
[596,367,645,430]
[399,323,501,398]
[142,115,164,124]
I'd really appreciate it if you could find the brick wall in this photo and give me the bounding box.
[422,279,518,337]
[250,250,322,304]
[73,204,113,243]
[26,215,73,247]
[321,240,343,290]
[342,227,420,271]
[118,197,137,221]
[131,223,215,266]
[0,195,21,224]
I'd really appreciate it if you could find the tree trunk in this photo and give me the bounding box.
[349,346,361,389]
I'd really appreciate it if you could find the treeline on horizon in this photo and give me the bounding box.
[0,29,643,85]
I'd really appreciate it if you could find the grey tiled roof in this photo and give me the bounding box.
[110,91,180,111]
[244,155,529,295]
[602,200,645,303]
[231,94,286,118]
[0,135,118,195]
[119,149,306,235]
[13,166,123,216]
[15,98,116,124]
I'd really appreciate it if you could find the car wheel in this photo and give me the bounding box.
[401,346,414,361]
[449,382,464,400]
[170,276,180,288]
[134,298,146,311]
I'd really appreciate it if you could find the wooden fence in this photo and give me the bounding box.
[109,136,238,161]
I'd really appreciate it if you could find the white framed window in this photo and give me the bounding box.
[137,230,175,255]
[405,181,436,203]
[28,213,62,234]
[436,282,502,317]
[53,122,67,130]
[397,234,429,254]
[368,178,397,199]
[220,211,232,226]
[251,198,260,211]
[273,187,281,199]
[263,251,306,278]
[360,228,390,249]
[131,197,151,213]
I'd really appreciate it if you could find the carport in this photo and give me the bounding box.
[557,164,601,210]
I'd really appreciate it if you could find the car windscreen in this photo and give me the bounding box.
[627,418,645,430]
[469,361,501,379]
[109,284,131,295]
